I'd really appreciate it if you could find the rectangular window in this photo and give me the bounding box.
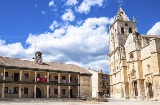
[62,76,66,80]
[55,76,58,80]
[5,72,8,77]
[14,87,18,94]
[49,88,50,94]
[70,77,72,81]
[62,89,65,95]
[49,75,51,80]
[4,87,8,93]
[24,73,29,79]
[24,87,28,94]
[54,89,58,94]
[37,74,40,78]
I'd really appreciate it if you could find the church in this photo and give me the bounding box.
[108,7,160,100]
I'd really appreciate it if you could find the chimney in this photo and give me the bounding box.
[88,67,90,70]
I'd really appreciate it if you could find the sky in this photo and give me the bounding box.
[0,0,160,73]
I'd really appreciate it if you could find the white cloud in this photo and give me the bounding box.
[41,11,46,15]
[0,17,114,72]
[66,0,78,6]
[147,22,160,35]
[77,0,104,14]
[61,9,75,21]
[49,21,59,31]
[49,0,54,7]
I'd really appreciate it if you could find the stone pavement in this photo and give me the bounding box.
[0,98,159,105]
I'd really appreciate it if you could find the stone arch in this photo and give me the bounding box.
[31,85,44,98]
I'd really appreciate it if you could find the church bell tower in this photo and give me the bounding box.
[108,6,137,99]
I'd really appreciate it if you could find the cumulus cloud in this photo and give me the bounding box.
[147,22,160,35]
[0,17,114,72]
[49,0,54,7]
[77,0,104,14]
[66,0,78,6]
[49,21,59,31]
[61,9,75,21]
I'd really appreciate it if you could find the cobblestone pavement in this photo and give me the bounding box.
[0,98,159,105]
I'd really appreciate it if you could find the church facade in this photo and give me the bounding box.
[108,7,160,100]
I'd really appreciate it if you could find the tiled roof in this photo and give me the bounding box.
[0,56,92,75]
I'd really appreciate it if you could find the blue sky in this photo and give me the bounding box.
[0,0,160,73]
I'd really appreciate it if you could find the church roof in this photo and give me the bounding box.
[116,7,130,21]
[0,56,92,75]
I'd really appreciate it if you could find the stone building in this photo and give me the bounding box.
[0,51,92,98]
[88,69,110,98]
[108,7,160,100]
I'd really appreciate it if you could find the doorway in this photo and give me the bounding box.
[148,83,153,98]
[70,89,73,98]
[134,81,138,96]
[33,87,42,98]
[14,73,19,81]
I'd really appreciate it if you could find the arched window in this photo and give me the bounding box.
[125,23,128,26]
[130,52,134,58]
[129,27,132,33]
[121,27,124,34]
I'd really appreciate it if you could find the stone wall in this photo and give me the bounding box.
[80,75,92,98]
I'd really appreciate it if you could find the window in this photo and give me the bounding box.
[5,72,8,77]
[49,88,50,94]
[130,53,134,58]
[14,87,18,94]
[62,76,66,80]
[49,75,51,80]
[100,82,101,85]
[24,87,28,94]
[54,89,58,94]
[70,77,72,81]
[62,89,65,95]
[129,27,132,33]
[4,87,8,93]
[37,74,40,78]
[55,76,58,80]
[121,27,124,34]
[24,73,29,79]
[125,23,128,26]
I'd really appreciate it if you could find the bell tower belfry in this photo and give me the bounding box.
[108,7,137,99]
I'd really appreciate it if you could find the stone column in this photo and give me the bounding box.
[68,73,71,98]
[77,74,80,98]
[19,70,22,81]
[34,84,36,98]
[58,73,60,98]
[2,83,5,98]
[47,72,49,82]
[2,68,6,98]
[35,71,37,82]
[34,71,37,98]
[3,68,6,80]
[19,84,22,98]
[68,86,70,98]
[47,85,49,98]
[47,72,49,98]
[137,79,145,100]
